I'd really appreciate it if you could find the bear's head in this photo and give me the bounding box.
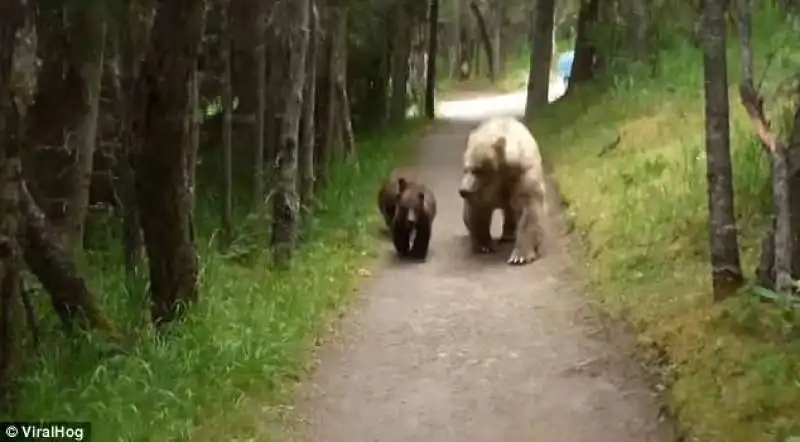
[393,178,429,227]
[458,135,506,202]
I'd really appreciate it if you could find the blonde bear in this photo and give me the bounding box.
[458,117,547,265]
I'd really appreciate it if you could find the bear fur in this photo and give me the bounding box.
[458,116,547,265]
[377,167,419,231]
[391,178,437,260]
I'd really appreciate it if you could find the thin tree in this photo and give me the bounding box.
[570,0,599,85]
[700,0,744,299]
[425,0,439,119]
[253,1,267,209]
[133,0,206,325]
[738,0,800,293]
[524,0,555,120]
[0,0,35,405]
[299,0,319,212]
[220,0,234,247]
[272,0,311,266]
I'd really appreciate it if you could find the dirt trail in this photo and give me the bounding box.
[285,118,676,442]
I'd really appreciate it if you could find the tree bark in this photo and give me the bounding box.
[271,0,311,266]
[524,0,555,120]
[299,0,319,213]
[253,1,267,210]
[333,9,355,159]
[425,0,439,119]
[624,0,649,65]
[114,0,153,279]
[492,0,503,78]
[468,0,494,82]
[134,0,205,325]
[25,4,107,252]
[570,0,599,85]
[220,0,234,247]
[0,0,34,405]
[390,2,413,123]
[701,0,744,300]
[63,5,107,253]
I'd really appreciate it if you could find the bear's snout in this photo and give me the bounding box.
[459,174,478,199]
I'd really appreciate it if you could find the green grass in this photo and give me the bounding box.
[5,119,430,441]
[532,5,800,441]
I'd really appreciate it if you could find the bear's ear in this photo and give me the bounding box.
[398,177,407,192]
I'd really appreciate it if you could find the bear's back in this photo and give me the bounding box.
[466,117,542,171]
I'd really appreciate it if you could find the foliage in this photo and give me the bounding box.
[531,4,800,440]
[3,121,429,441]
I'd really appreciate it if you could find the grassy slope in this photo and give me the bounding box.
[531,8,800,442]
[6,120,429,441]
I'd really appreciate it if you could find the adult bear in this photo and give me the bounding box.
[458,117,547,266]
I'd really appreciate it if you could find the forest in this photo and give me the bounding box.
[0,0,798,441]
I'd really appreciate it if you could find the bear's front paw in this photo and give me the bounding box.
[507,248,538,265]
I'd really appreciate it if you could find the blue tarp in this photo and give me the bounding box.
[556,51,574,80]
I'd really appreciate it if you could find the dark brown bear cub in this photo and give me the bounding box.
[376,168,418,232]
[392,178,437,260]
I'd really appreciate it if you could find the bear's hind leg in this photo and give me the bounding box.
[463,202,494,253]
[508,198,545,265]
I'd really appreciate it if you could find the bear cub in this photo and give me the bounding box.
[392,178,437,260]
[377,167,418,232]
[377,171,437,261]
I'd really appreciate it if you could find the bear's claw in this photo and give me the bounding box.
[507,249,538,265]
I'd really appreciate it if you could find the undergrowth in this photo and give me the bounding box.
[534,5,800,441]
[5,120,428,441]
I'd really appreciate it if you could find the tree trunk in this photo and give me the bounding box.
[570,0,599,85]
[26,4,107,252]
[701,0,744,300]
[492,0,503,78]
[468,0,494,82]
[525,0,555,120]
[220,0,234,247]
[333,9,355,159]
[0,0,34,405]
[65,4,106,251]
[390,3,413,123]
[450,0,462,78]
[187,68,201,216]
[134,0,205,325]
[19,183,116,334]
[624,0,649,65]
[253,1,267,210]
[425,0,439,119]
[114,0,153,280]
[299,0,319,213]
[64,6,107,253]
[272,0,311,266]
[323,7,341,170]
